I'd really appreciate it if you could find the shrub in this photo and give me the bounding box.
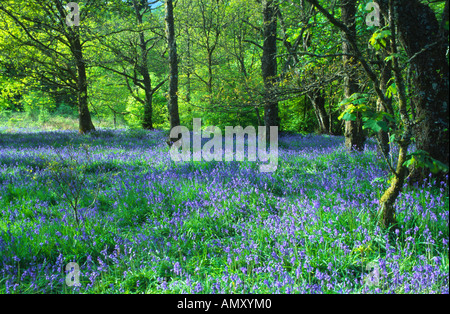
[45,143,103,225]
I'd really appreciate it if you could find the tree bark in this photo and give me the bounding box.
[261,0,279,138]
[139,30,154,130]
[185,25,192,104]
[374,13,395,158]
[341,0,365,151]
[440,0,449,44]
[139,28,154,130]
[308,89,330,134]
[71,28,95,134]
[378,142,408,228]
[166,0,181,143]
[393,0,449,182]
[376,55,393,157]
[132,0,154,130]
[379,0,412,230]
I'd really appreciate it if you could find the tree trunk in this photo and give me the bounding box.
[207,50,213,96]
[379,0,412,230]
[308,89,330,134]
[139,28,154,130]
[166,0,181,143]
[185,25,192,104]
[72,29,95,134]
[379,142,408,228]
[139,30,154,130]
[142,86,153,130]
[394,0,449,182]
[374,13,394,158]
[441,0,449,41]
[261,0,279,138]
[376,58,393,157]
[341,0,365,151]
[132,0,154,130]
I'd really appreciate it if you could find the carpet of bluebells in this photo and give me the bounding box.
[0,127,448,294]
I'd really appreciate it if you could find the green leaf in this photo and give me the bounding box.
[363,119,389,133]
[403,150,449,173]
[386,83,397,98]
[369,29,391,50]
[338,93,368,107]
[403,157,415,168]
[371,176,387,184]
[389,133,396,144]
[341,111,357,121]
[379,30,392,38]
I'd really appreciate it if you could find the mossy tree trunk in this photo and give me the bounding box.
[378,0,412,230]
[390,0,449,182]
[378,142,409,228]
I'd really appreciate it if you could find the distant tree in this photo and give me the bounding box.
[131,0,166,130]
[93,0,168,130]
[275,1,344,135]
[165,0,181,142]
[0,0,98,133]
[261,0,279,138]
[374,14,394,158]
[340,0,365,151]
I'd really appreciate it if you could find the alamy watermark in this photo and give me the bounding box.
[364,261,381,287]
[65,1,380,27]
[65,262,81,287]
[366,1,381,27]
[65,2,79,27]
[169,118,278,173]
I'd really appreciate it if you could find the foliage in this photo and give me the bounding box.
[44,143,103,225]
[403,150,449,174]
[338,93,396,134]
